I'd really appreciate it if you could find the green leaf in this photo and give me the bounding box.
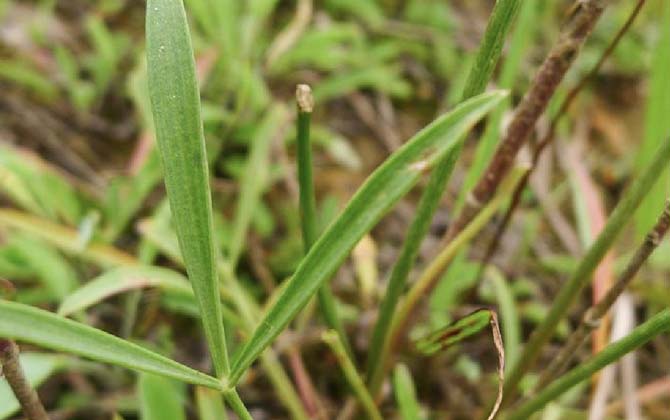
[0,300,221,390]
[58,266,192,316]
[139,373,187,420]
[229,90,507,383]
[393,364,423,420]
[146,0,228,378]
[635,3,670,237]
[0,353,65,420]
[415,309,492,355]
[366,0,522,393]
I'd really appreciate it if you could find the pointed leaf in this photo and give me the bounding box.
[58,266,192,316]
[230,90,508,382]
[146,0,228,377]
[0,300,221,390]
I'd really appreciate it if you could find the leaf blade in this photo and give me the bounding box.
[58,266,192,316]
[229,90,507,383]
[146,0,228,377]
[0,300,221,390]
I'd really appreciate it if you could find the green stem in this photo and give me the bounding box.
[223,389,253,420]
[322,330,382,420]
[296,84,353,359]
[365,0,522,395]
[504,138,670,401]
[507,309,670,420]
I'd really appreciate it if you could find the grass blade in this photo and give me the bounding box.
[393,364,422,420]
[460,0,523,99]
[635,1,670,238]
[366,0,521,393]
[58,266,192,316]
[229,90,507,385]
[139,373,186,420]
[456,0,537,212]
[146,0,228,377]
[505,138,670,398]
[508,309,670,420]
[0,300,222,390]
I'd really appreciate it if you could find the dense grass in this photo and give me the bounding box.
[0,1,669,419]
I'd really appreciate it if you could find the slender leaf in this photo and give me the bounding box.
[0,353,65,420]
[366,0,522,393]
[457,0,537,212]
[58,266,192,316]
[146,0,228,377]
[139,373,186,420]
[635,2,670,237]
[0,300,222,389]
[229,90,507,384]
[393,364,422,420]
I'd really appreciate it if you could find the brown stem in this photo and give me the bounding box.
[443,0,606,246]
[0,340,49,420]
[473,0,647,280]
[532,200,670,391]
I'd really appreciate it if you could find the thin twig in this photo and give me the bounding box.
[443,0,606,246]
[473,0,647,285]
[0,340,49,420]
[532,200,670,391]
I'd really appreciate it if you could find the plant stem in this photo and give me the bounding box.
[0,339,49,420]
[223,389,253,420]
[365,0,522,396]
[474,0,648,282]
[534,200,670,390]
[507,309,670,420]
[504,139,670,402]
[322,331,382,420]
[296,84,353,359]
[444,0,606,246]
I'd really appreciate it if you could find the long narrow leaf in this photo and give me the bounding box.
[366,0,522,393]
[0,300,222,390]
[146,0,228,377]
[58,266,192,316]
[229,90,508,383]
